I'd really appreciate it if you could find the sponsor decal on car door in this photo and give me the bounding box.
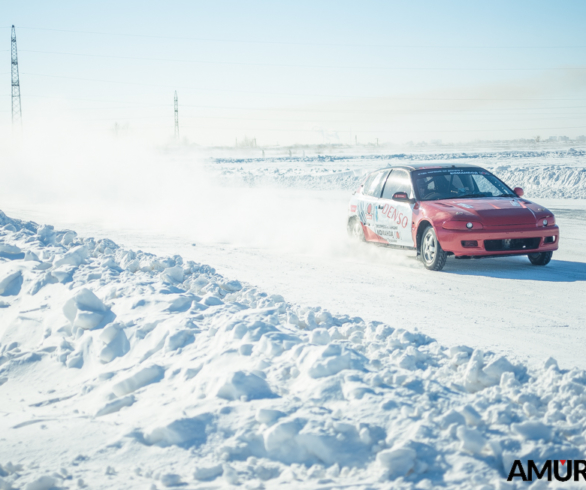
[357,169,389,241]
[357,199,375,227]
[375,169,415,247]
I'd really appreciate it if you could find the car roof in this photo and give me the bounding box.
[388,162,480,172]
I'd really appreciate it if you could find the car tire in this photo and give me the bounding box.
[347,217,365,242]
[421,225,447,271]
[528,251,552,266]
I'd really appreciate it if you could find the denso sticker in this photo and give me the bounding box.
[381,203,409,228]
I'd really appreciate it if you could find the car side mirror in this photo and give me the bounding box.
[514,187,524,197]
[392,192,411,202]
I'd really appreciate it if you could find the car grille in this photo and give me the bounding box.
[484,237,541,252]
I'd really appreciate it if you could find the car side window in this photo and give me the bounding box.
[364,170,389,198]
[382,170,413,199]
[361,172,378,195]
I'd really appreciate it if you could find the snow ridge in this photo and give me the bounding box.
[212,150,586,198]
[492,165,586,199]
[214,148,586,165]
[217,164,586,199]
[1,210,585,489]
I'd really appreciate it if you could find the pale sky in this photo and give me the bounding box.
[2,0,586,145]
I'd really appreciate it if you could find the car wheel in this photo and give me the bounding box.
[347,217,365,242]
[528,251,552,266]
[421,226,447,271]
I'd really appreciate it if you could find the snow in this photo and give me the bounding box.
[63,288,110,330]
[1,202,586,489]
[212,148,586,199]
[1,147,585,488]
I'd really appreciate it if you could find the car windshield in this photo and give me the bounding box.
[413,168,516,201]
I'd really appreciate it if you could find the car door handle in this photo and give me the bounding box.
[377,205,384,209]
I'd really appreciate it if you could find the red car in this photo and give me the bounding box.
[347,163,559,271]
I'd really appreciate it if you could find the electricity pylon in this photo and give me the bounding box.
[11,25,22,130]
[174,91,179,141]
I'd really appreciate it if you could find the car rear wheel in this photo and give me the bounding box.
[421,226,447,271]
[347,217,365,242]
[528,251,552,266]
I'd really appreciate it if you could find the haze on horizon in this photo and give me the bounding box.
[2,0,586,146]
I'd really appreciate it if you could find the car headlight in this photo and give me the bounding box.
[443,221,483,230]
[543,219,548,226]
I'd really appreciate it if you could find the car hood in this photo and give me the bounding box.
[426,198,541,226]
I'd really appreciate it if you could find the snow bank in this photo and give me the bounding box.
[1,210,585,489]
[212,149,586,199]
[491,165,586,199]
[214,148,586,166]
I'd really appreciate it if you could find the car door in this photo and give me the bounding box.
[375,169,415,247]
[357,169,390,241]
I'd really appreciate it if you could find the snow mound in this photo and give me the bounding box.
[491,165,586,199]
[1,210,586,488]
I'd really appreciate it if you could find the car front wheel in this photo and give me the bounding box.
[421,226,447,271]
[528,251,552,266]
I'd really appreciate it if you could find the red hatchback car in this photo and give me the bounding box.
[347,163,559,271]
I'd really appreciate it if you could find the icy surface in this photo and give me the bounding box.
[1,210,586,489]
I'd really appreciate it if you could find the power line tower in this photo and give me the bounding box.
[11,25,22,130]
[174,91,179,141]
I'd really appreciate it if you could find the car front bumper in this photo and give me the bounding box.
[437,224,559,257]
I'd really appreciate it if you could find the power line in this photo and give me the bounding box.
[8,101,584,116]
[75,114,586,123]
[184,115,586,124]
[19,49,586,71]
[11,26,586,49]
[181,104,586,114]
[17,94,167,105]
[4,95,585,113]
[81,124,586,134]
[64,105,168,111]
[14,97,586,111]
[18,73,586,101]
[74,109,586,117]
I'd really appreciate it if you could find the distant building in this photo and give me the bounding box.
[559,136,570,142]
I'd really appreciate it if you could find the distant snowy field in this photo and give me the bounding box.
[213,148,586,198]
[1,148,585,489]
